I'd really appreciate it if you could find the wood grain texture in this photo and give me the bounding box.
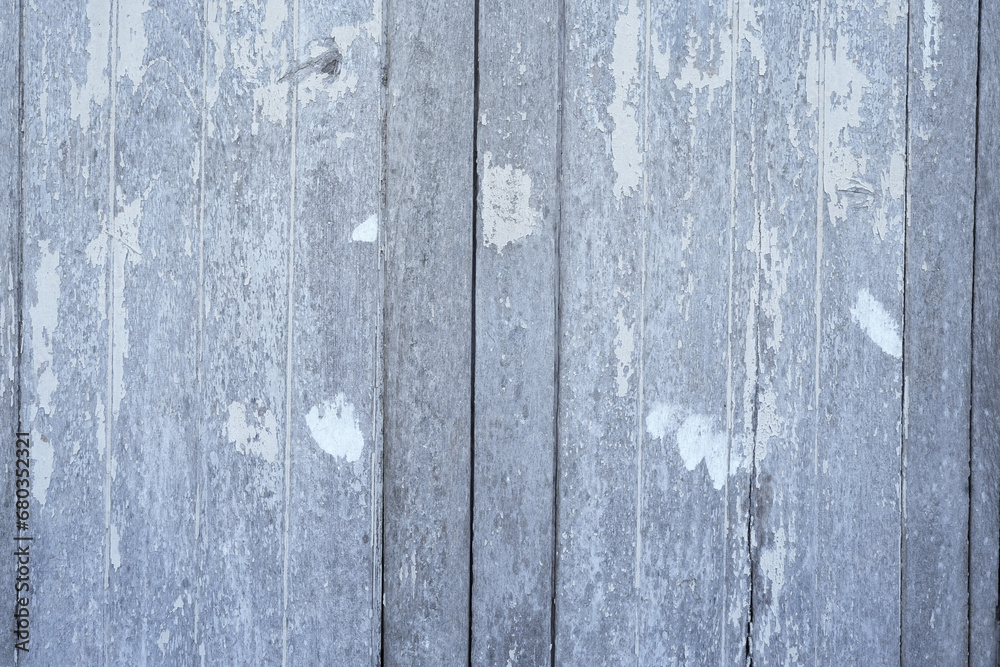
[19,0,114,660]
[811,2,906,662]
[901,0,979,662]
[639,2,751,664]
[381,0,474,662]
[971,0,1000,663]
[104,0,202,662]
[285,0,384,663]
[472,0,559,664]
[195,0,293,661]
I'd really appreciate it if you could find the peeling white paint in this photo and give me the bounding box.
[224,401,280,463]
[71,0,111,132]
[651,30,670,80]
[117,0,150,89]
[922,0,942,92]
[647,403,728,490]
[112,191,143,418]
[608,0,642,199]
[645,403,682,439]
[306,394,364,462]
[823,40,872,225]
[109,524,121,570]
[30,241,60,420]
[613,308,635,398]
[675,22,733,117]
[351,215,378,243]
[31,439,54,506]
[156,629,170,656]
[851,288,902,358]
[481,152,541,253]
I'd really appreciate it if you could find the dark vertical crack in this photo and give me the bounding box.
[468,0,480,661]
[900,2,912,664]
[550,0,566,663]
[378,0,390,664]
[15,0,24,435]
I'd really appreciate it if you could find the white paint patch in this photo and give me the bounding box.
[71,0,111,132]
[608,0,642,200]
[351,215,378,243]
[851,288,902,358]
[117,0,150,89]
[156,630,170,656]
[651,30,670,79]
[224,401,280,463]
[31,439,54,506]
[823,40,872,225]
[646,403,728,490]
[481,152,541,253]
[173,595,184,611]
[645,403,682,439]
[109,524,122,570]
[613,308,635,398]
[922,0,942,92]
[30,241,60,420]
[306,394,364,462]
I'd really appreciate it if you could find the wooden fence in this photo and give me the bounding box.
[2,0,998,664]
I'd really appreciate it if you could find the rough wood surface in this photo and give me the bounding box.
[971,0,1000,663]
[472,0,559,664]
[901,0,979,662]
[381,0,474,662]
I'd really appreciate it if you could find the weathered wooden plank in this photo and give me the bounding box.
[901,0,979,662]
[554,0,647,661]
[101,1,203,662]
[971,0,1000,663]
[811,2,906,662]
[285,0,383,663]
[471,0,559,663]
[639,2,751,663]
[195,0,293,661]
[382,0,474,662]
[19,0,114,660]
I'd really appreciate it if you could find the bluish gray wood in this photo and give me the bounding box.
[1,1,18,664]
[554,0,647,660]
[104,0,202,662]
[811,3,906,662]
[971,0,1000,663]
[733,1,824,663]
[472,0,559,663]
[196,0,292,661]
[901,0,979,661]
[285,0,384,662]
[639,2,751,663]
[20,0,113,660]
[382,0,474,662]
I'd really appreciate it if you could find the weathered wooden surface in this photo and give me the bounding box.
[381,0,474,662]
[472,1,559,664]
[972,1,1000,664]
[902,0,979,662]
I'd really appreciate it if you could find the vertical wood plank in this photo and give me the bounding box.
[971,0,1000,663]
[812,2,906,661]
[472,0,560,663]
[382,0,474,662]
[285,0,384,662]
[554,0,647,661]
[104,0,202,663]
[196,0,293,661]
[901,0,979,661]
[20,0,113,660]
[639,2,751,663]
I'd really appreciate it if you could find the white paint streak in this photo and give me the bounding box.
[351,215,378,243]
[608,0,642,199]
[109,523,121,570]
[613,307,635,398]
[31,439,54,506]
[481,152,541,253]
[224,401,280,463]
[305,394,365,462]
[851,288,902,358]
[922,0,941,92]
[117,0,150,89]
[71,0,111,132]
[30,241,60,420]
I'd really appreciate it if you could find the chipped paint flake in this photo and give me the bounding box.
[306,394,364,462]
[224,401,280,463]
[613,307,635,398]
[851,288,902,358]
[922,0,941,92]
[71,0,111,131]
[608,0,642,199]
[481,152,541,253]
[156,629,171,656]
[30,241,60,420]
[118,0,150,89]
[351,215,378,243]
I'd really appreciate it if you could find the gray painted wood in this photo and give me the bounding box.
[195,0,293,662]
[640,2,751,664]
[104,0,202,663]
[285,0,384,662]
[472,1,560,663]
[20,0,114,661]
[971,0,1000,663]
[901,0,979,662]
[381,0,474,662]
